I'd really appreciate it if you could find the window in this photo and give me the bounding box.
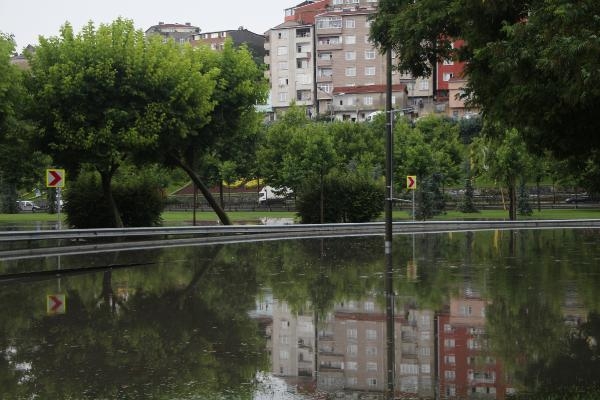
[347,344,358,356]
[366,329,377,340]
[367,362,378,371]
[277,46,288,56]
[444,355,456,364]
[345,51,356,61]
[444,370,456,380]
[444,339,455,348]
[345,67,356,77]
[345,19,356,29]
[366,346,377,356]
[345,35,356,44]
[346,361,358,370]
[364,301,375,311]
[419,347,431,357]
[278,77,288,86]
[280,335,289,344]
[365,49,376,59]
[420,331,431,341]
[363,96,373,105]
[460,305,472,316]
[297,59,309,69]
[279,92,288,102]
[419,80,429,90]
[279,350,289,360]
[347,328,358,339]
[391,95,396,105]
[400,363,419,374]
[278,61,289,70]
[443,59,454,66]
[347,377,357,385]
[367,378,377,387]
[316,16,342,29]
[277,31,288,39]
[319,52,333,60]
[318,84,332,93]
[318,36,340,45]
[421,364,431,374]
[443,72,454,81]
[365,66,376,76]
[333,0,343,4]
[444,324,453,333]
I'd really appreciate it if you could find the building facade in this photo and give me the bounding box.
[264,0,435,121]
[190,27,266,65]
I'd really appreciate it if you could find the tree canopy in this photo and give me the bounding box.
[370,0,600,159]
[27,19,217,226]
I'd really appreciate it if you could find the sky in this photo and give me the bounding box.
[0,0,297,53]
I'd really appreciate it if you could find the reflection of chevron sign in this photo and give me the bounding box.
[46,169,65,188]
[407,175,417,190]
[47,294,66,315]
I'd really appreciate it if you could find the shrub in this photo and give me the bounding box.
[65,171,165,228]
[296,174,384,223]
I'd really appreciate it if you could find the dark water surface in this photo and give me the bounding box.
[1,228,599,399]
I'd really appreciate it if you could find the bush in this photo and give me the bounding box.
[296,175,384,223]
[64,171,165,228]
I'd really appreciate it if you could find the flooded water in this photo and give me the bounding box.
[1,228,599,399]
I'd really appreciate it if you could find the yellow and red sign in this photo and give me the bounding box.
[46,169,65,188]
[406,175,417,190]
[46,294,66,315]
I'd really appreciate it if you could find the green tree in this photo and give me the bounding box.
[0,33,47,213]
[370,0,600,161]
[27,19,216,227]
[394,115,463,219]
[472,127,532,220]
[152,40,268,225]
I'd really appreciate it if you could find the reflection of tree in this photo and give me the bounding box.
[5,245,268,399]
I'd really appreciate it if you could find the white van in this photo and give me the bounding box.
[258,186,292,205]
[17,200,40,212]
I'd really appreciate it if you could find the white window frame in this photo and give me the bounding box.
[345,51,356,61]
[345,19,356,29]
[365,66,376,76]
[345,67,356,77]
[345,35,356,45]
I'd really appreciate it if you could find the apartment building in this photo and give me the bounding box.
[264,0,434,121]
[190,27,266,65]
[145,22,200,44]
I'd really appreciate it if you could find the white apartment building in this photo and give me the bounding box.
[264,0,434,121]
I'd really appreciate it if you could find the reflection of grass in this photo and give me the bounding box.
[1,208,599,225]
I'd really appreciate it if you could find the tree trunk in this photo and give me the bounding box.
[100,169,123,228]
[170,155,232,225]
[508,181,517,220]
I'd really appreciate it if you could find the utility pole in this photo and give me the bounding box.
[384,48,396,400]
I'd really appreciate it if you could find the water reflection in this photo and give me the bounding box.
[0,229,599,399]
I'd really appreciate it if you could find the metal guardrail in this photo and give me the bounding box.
[2,219,600,242]
[0,219,599,262]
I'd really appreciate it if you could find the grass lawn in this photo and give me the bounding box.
[1,208,599,226]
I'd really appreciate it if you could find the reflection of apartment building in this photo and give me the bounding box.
[264,0,434,121]
[438,296,515,399]
[317,299,435,398]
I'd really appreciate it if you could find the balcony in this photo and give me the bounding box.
[317,42,343,51]
[316,75,333,83]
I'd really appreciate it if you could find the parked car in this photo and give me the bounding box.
[17,200,40,212]
[565,195,591,204]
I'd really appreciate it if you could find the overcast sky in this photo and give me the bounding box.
[1,0,296,52]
